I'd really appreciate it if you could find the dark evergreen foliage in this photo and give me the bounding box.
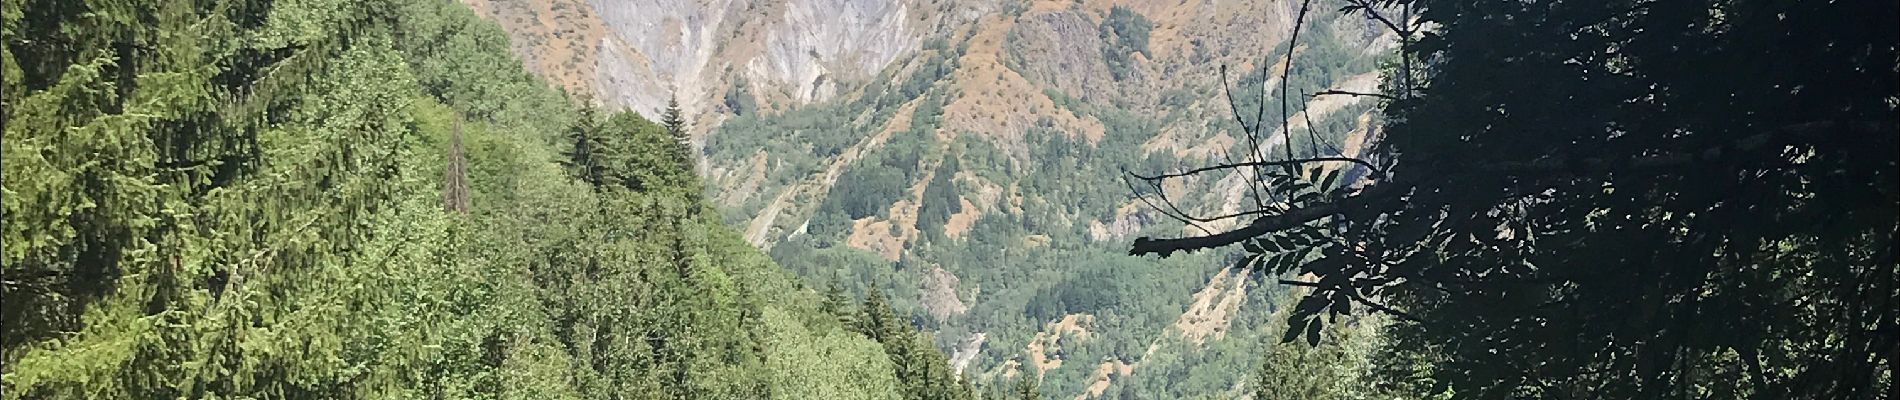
[1099,6,1152,81]
[1133,1,1898,398]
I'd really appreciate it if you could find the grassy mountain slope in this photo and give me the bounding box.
[707,6,1392,399]
[469,0,1394,398]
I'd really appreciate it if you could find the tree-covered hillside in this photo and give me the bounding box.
[0,0,977,399]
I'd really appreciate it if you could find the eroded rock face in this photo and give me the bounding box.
[920,266,969,321]
[754,0,916,103]
[586,0,728,116]
[584,0,918,118]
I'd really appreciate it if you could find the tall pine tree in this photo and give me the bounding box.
[443,118,471,213]
[563,100,610,188]
[660,94,694,174]
[820,277,857,327]
[1013,374,1041,400]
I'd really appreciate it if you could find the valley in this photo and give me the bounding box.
[8,0,1885,398]
[466,0,1388,397]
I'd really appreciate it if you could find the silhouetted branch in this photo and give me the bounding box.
[1129,120,1893,258]
[1132,183,1405,257]
[1121,170,1218,232]
[1278,279,1422,322]
[1130,157,1384,182]
[1220,65,1260,134]
[1220,65,1273,211]
[1340,0,1410,37]
[1311,90,1396,101]
[1279,0,1316,162]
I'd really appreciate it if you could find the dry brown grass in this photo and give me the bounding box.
[1172,266,1250,345]
[941,14,1105,152]
[942,197,982,239]
[1025,313,1095,378]
[462,0,606,98]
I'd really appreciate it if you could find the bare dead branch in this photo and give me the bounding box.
[1129,120,1894,258]
[1280,0,1316,163]
[1312,90,1397,101]
[1121,171,1218,232]
[1130,157,1384,181]
[1341,0,1410,38]
[1220,65,1273,211]
[1132,182,1406,257]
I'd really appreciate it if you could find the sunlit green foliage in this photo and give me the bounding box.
[0,0,954,399]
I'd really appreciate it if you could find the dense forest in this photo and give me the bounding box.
[4,0,1896,399]
[0,0,982,398]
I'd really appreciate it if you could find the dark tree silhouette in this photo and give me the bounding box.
[1129,0,1897,398]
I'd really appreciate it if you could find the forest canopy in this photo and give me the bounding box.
[0,0,979,399]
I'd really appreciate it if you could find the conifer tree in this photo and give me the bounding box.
[563,100,610,188]
[444,118,471,213]
[660,94,695,173]
[858,286,899,343]
[821,277,857,326]
[853,286,974,400]
[1014,374,1041,400]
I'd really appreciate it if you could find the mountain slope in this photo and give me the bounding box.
[472,0,1391,398]
[0,0,965,399]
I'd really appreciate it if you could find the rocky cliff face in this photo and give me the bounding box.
[466,0,944,129]
[753,0,917,103]
[462,0,1343,136]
